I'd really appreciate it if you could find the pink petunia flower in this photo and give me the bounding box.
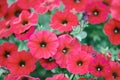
[11,10,38,34]
[27,30,59,59]
[54,34,81,68]
[88,55,111,78]
[85,1,109,24]
[45,74,69,80]
[66,50,92,74]
[50,11,79,32]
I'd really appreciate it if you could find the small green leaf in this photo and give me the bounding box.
[74,31,87,41]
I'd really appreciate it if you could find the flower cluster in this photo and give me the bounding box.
[0,0,120,80]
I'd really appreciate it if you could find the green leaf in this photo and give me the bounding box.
[70,26,81,35]
[74,31,87,41]
[77,13,83,20]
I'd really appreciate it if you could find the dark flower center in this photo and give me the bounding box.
[93,10,99,16]
[46,57,55,62]
[91,53,97,57]
[62,20,68,25]
[77,61,83,66]
[21,76,29,80]
[6,25,10,29]
[14,10,21,17]
[112,72,118,79]
[62,47,69,54]
[40,41,47,48]
[44,2,51,6]
[96,65,103,71]
[114,27,120,34]
[74,0,81,3]
[22,21,28,25]
[102,1,109,6]
[4,51,10,58]
[19,61,26,67]
[20,29,29,34]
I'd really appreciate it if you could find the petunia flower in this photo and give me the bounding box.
[54,34,81,68]
[85,1,109,24]
[7,50,37,75]
[0,42,18,67]
[66,50,92,74]
[11,10,38,34]
[88,55,111,78]
[50,11,79,32]
[27,30,59,59]
[104,19,120,45]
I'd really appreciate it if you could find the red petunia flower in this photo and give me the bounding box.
[85,1,109,24]
[33,0,61,14]
[105,61,120,80]
[27,30,59,59]
[54,34,81,68]
[5,74,40,80]
[7,50,37,75]
[39,57,58,70]
[0,20,13,38]
[4,2,24,20]
[45,74,69,80]
[50,11,79,32]
[11,10,38,34]
[0,0,8,18]
[104,19,120,45]
[88,56,111,78]
[14,26,35,40]
[66,50,91,74]
[17,0,40,9]
[62,0,90,12]
[0,42,18,67]
[110,0,120,22]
